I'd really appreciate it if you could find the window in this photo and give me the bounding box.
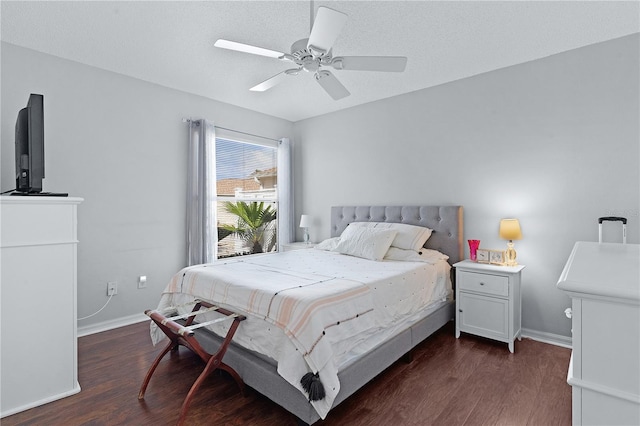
[215,138,278,258]
[186,120,290,266]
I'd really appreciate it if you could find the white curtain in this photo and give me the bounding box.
[277,138,294,249]
[186,119,217,265]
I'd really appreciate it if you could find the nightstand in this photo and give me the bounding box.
[280,242,316,252]
[453,260,525,353]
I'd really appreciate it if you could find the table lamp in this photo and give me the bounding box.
[299,214,312,244]
[499,218,522,266]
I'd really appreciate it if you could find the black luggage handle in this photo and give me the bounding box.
[598,216,627,225]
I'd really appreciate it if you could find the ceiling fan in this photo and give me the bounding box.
[214,4,408,100]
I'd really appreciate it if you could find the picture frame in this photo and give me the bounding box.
[476,249,490,263]
[489,249,506,265]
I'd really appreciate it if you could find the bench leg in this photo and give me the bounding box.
[176,317,245,424]
[177,354,222,426]
[138,340,175,400]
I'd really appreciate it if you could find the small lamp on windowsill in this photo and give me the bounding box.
[299,214,312,244]
[499,218,522,266]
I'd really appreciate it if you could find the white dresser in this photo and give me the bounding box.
[1,196,83,417]
[557,242,640,426]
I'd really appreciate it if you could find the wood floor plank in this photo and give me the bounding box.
[2,321,571,426]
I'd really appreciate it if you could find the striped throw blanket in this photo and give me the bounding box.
[164,259,375,381]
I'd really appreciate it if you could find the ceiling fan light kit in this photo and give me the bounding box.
[215,6,408,100]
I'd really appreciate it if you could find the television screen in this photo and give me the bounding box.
[15,94,44,193]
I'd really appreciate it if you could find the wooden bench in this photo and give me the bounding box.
[138,300,246,425]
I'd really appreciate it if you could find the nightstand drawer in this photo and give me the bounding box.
[458,271,509,297]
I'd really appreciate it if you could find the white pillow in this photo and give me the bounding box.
[314,237,340,251]
[384,247,449,263]
[349,222,433,252]
[418,248,449,261]
[333,225,397,261]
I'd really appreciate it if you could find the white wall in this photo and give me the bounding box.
[1,43,293,331]
[293,34,640,339]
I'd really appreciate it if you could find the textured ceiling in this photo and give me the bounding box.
[2,1,638,122]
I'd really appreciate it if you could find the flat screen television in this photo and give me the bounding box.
[15,94,45,193]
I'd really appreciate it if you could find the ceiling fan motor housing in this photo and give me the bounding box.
[290,38,310,58]
[290,38,331,72]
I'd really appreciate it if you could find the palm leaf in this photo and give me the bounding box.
[223,201,277,253]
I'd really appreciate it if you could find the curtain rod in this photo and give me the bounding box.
[182,118,280,143]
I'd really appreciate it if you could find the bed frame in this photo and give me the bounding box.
[181,205,463,424]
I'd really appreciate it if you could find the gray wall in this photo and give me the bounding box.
[292,34,640,339]
[2,34,638,340]
[1,43,293,330]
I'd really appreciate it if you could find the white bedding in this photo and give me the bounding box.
[150,249,451,419]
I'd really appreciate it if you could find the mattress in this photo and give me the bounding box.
[150,248,451,418]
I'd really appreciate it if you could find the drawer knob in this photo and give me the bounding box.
[479,282,485,286]
[459,309,463,313]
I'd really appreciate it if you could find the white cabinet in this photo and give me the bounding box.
[453,260,525,353]
[1,196,83,417]
[557,242,640,426]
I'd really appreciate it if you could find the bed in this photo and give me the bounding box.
[147,205,463,424]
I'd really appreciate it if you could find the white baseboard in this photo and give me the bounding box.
[1,383,81,418]
[521,327,572,349]
[77,313,149,337]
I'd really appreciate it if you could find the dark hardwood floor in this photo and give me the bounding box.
[3,321,571,425]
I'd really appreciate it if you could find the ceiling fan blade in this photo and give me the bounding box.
[214,39,284,59]
[250,69,298,92]
[315,70,350,100]
[332,56,408,72]
[307,7,348,56]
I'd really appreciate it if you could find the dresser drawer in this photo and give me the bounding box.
[458,271,509,297]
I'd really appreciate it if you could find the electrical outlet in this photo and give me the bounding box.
[138,275,147,289]
[107,281,117,296]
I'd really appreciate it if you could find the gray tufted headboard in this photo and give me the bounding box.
[330,205,464,265]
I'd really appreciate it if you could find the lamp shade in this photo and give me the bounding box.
[499,219,522,240]
[299,214,312,228]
